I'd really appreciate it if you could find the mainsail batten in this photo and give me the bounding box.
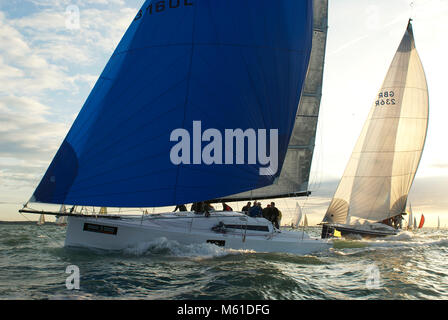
[29,0,314,207]
[323,20,428,226]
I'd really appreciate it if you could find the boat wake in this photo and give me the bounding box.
[122,237,240,259]
[332,230,448,255]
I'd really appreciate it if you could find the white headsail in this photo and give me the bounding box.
[323,20,428,227]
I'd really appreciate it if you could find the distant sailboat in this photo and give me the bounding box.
[407,203,414,230]
[303,214,309,227]
[291,202,303,229]
[37,214,45,226]
[437,216,440,230]
[55,205,68,226]
[418,214,425,229]
[413,216,417,230]
[322,20,429,238]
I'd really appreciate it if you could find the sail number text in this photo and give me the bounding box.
[134,0,194,21]
[376,91,396,107]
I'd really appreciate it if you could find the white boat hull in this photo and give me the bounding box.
[65,211,332,255]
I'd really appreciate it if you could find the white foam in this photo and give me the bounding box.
[122,237,235,259]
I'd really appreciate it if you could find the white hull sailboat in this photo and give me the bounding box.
[64,211,331,254]
[321,19,429,239]
[20,1,332,255]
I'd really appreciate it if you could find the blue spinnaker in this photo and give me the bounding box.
[32,0,313,207]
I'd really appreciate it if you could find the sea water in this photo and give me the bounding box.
[1,222,447,300]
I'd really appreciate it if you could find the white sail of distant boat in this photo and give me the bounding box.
[291,202,303,228]
[438,216,440,230]
[37,214,45,226]
[413,216,417,229]
[55,205,68,226]
[407,203,414,230]
[322,19,429,238]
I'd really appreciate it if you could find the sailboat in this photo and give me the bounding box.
[321,19,429,239]
[20,0,332,254]
[290,202,303,229]
[407,203,414,230]
[413,216,417,230]
[418,214,425,229]
[37,214,45,226]
[55,205,68,226]
[438,216,440,230]
[303,214,309,227]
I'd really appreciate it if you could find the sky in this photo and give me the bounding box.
[0,0,447,226]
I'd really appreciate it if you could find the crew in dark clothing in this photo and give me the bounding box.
[241,202,251,215]
[262,204,272,221]
[191,202,204,214]
[222,202,233,211]
[174,204,187,212]
[249,202,262,217]
[204,201,215,212]
[270,202,280,229]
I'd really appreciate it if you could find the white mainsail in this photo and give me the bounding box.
[323,20,428,227]
[303,214,309,227]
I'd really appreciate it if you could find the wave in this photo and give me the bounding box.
[122,237,237,259]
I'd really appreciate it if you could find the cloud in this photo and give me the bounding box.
[0,96,69,159]
[0,1,141,212]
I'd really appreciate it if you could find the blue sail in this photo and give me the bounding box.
[32,0,313,207]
